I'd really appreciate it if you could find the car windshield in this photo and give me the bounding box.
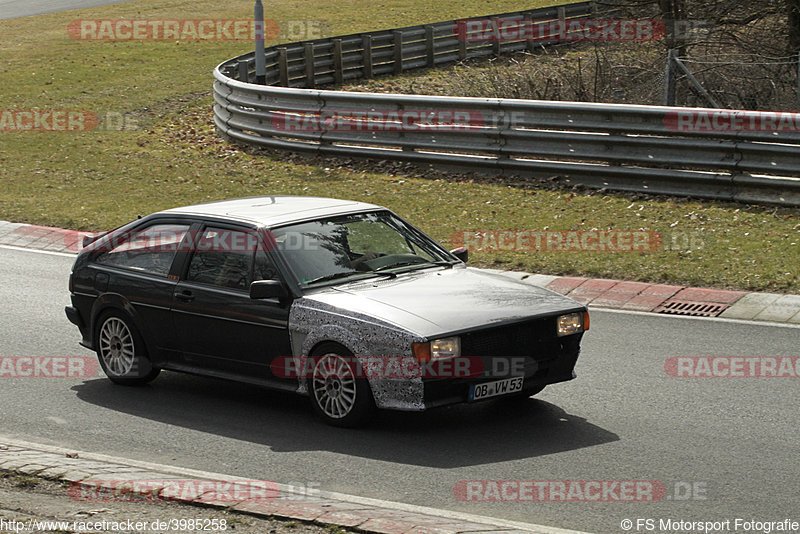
[270,211,455,287]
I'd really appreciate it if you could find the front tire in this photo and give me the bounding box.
[308,344,375,427]
[95,310,160,386]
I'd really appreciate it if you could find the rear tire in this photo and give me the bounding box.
[308,344,375,427]
[95,310,160,386]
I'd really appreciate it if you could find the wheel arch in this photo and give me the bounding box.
[89,294,155,359]
[289,301,426,410]
[309,340,354,358]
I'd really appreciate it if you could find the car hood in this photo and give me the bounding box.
[303,266,584,338]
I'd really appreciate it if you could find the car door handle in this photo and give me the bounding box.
[175,290,195,302]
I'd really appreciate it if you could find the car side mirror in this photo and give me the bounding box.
[450,246,468,263]
[249,280,289,300]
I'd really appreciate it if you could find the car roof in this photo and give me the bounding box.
[159,195,385,227]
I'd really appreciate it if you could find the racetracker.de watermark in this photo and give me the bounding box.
[455,480,708,502]
[67,19,325,41]
[0,110,137,132]
[67,479,279,503]
[80,228,267,254]
[451,230,663,253]
[453,18,664,42]
[454,480,667,502]
[665,110,800,132]
[268,355,540,379]
[270,110,485,132]
[272,355,481,379]
[665,356,800,378]
[0,356,99,378]
[77,228,371,253]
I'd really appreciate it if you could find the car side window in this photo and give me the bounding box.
[185,227,258,290]
[95,223,190,277]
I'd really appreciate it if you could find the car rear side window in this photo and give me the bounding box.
[185,227,261,290]
[95,223,190,277]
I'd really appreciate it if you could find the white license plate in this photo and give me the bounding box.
[469,376,524,401]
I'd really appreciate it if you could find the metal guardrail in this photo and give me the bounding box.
[213,2,800,206]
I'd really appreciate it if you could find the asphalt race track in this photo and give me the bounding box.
[1,246,797,533]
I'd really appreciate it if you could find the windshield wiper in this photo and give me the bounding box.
[374,259,453,272]
[305,270,395,285]
[374,261,424,272]
[304,271,369,285]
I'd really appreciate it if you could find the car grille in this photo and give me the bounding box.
[423,317,582,406]
[458,316,582,380]
[461,317,560,361]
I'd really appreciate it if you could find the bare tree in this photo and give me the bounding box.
[790,0,800,50]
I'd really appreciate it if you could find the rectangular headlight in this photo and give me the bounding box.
[431,337,460,359]
[557,312,585,337]
[414,337,461,363]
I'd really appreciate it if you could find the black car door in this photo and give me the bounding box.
[170,224,292,379]
[91,220,192,366]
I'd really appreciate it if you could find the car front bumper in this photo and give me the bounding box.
[422,336,582,408]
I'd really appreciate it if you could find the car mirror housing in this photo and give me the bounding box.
[249,280,289,300]
[450,246,468,263]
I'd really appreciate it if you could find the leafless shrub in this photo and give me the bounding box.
[444,43,668,105]
[441,2,799,111]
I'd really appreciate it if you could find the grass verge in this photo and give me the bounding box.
[0,0,798,293]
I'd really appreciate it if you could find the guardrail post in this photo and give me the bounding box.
[396,105,413,152]
[362,35,373,79]
[490,17,501,56]
[237,60,250,82]
[496,110,510,160]
[525,13,536,52]
[254,0,266,84]
[458,26,467,60]
[425,25,435,67]
[304,43,316,88]
[318,93,332,147]
[663,49,677,106]
[277,47,289,86]
[332,38,344,85]
[394,30,404,74]
[554,6,567,41]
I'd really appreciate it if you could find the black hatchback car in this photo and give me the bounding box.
[66,196,588,426]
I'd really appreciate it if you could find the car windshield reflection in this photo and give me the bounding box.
[271,211,453,287]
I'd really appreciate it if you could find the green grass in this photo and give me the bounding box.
[0,0,798,293]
